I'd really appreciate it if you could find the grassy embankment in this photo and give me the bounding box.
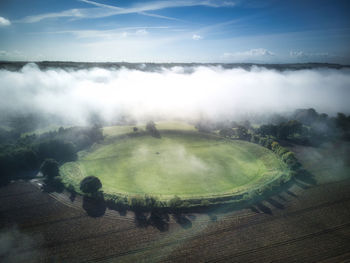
[60,122,290,203]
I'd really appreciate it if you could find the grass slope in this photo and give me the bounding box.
[61,124,288,201]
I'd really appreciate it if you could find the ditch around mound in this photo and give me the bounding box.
[60,130,291,206]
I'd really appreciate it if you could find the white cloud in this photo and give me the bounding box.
[0,64,349,124]
[135,29,149,36]
[0,50,9,56]
[192,34,202,40]
[0,16,11,26]
[48,27,165,40]
[290,50,329,58]
[18,0,237,23]
[223,48,275,59]
[0,50,25,60]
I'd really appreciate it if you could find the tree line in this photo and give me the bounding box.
[0,125,103,185]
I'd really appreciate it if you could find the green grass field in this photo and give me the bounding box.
[61,123,289,201]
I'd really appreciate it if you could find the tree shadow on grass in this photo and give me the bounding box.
[82,196,106,217]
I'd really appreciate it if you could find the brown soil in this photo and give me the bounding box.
[0,143,350,262]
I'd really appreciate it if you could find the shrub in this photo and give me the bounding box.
[276,146,288,157]
[282,152,301,170]
[181,201,191,208]
[271,141,280,152]
[129,196,146,209]
[236,125,250,140]
[144,195,160,209]
[219,128,235,138]
[250,134,260,144]
[200,200,210,207]
[169,196,183,210]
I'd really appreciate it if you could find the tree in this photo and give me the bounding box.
[276,120,303,139]
[169,196,183,210]
[236,125,250,140]
[80,176,102,194]
[219,128,235,138]
[40,159,59,179]
[257,124,278,137]
[36,139,77,163]
[146,121,161,138]
[294,108,318,125]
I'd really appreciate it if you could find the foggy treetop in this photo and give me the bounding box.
[0,61,349,72]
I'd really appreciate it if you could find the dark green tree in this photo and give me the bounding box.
[146,121,160,138]
[219,128,235,138]
[80,176,102,194]
[236,125,250,140]
[40,159,59,179]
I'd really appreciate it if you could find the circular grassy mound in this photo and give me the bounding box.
[60,131,289,202]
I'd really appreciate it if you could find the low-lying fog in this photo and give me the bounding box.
[1,63,350,125]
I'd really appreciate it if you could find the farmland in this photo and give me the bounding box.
[0,141,349,262]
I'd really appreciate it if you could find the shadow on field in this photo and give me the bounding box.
[69,191,76,202]
[266,198,285,209]
[78,166,317,226]
[295,168,317,186]
[173,214,192,229]
[256,202,273,214]
[133,211,195,231]
[134,211,170,232]
[82,196,106,217]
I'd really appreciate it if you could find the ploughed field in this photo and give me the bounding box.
[1,127,349,262]
[60,123,288,200]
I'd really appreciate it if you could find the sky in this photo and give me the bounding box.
[0,0,349,63]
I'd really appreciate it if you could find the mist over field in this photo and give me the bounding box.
[0,63,350,125]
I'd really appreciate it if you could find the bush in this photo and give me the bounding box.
[169,196,183,210]
[271,141,280,152]
[144,195,160,209]
[200,200,210,207]
[276,146,288,157]
[80,176,102,194]
[236,125,250,140]
[282,152,301,170]
[219,128,235,138]
[250,134,260,144]
[129,196,146,209]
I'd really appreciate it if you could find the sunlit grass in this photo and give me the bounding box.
[61,126,288,200]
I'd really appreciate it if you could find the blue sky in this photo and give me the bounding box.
[0,0,349,63]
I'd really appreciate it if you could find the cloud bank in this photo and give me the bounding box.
[0,63,349,124]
